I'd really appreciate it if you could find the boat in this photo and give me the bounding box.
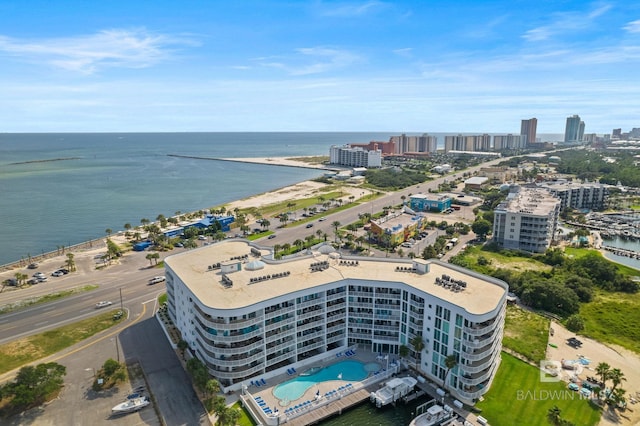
[111,396,150,414]
[370,376,417,407]
[408,404,455,426]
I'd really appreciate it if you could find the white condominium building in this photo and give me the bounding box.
[492,187,561,253]
[537,182,609,211]
[164,240,507,403]
[329,145,382,168]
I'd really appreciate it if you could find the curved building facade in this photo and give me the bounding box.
[164,240,507,403]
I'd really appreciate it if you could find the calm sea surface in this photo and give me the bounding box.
[0,132,395,266]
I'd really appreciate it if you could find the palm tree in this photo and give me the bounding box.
[65,252,76,272]
[331,221,341,243]
[279,213,289,227]
[205,378,220,398]
[409,335,425,366]
[305,234,315,248]
[443,354,458,389]
[145,253,155,266]
[105,228,113,237]
[282,243,291,255]
[260,218,270,231]
[610,387,627,407]
[609,368,626,395]
[273,244,281,256]
[547,405,562,425]
[293,239,304,252]
[596,362,610,387]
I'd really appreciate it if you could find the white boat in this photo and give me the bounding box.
[408,404,454,426]
[112,396,150,414]
[370,376,417,407]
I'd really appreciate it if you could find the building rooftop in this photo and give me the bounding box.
[499,187,560,216]
[164,240,506,315]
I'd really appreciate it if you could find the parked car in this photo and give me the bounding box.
[27,278,40,285]
[95,301,113,308]
[268,234,277,239]
[198,235,206,240]
[33,272,45,279]
[27,263,39,269]
[318,217,327,222]
[306,223,314,228]
[51,270,64,277]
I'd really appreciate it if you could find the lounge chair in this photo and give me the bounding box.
[261,378,267,385]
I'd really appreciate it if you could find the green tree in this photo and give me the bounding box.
[547,405,562,425]
[410,335,425,365]
[4,362,66,413]
[565,315,585,332]
[595,362,610,387]
[471,218,492,239]
[443,354,458,390]
[331,221,341,243]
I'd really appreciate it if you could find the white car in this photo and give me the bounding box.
[148,276,166,285]
[95,301,113,308]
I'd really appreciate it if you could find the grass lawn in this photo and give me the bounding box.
[158,292,168,305]
[230,401,257,426]
[503,305,550,363]
[580,291,640,354]
[0,285,98,315]
[477,353,601,426]
[460,245,552,273]
[0,309,125,374]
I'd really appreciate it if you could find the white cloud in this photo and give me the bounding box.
[522,3,612,42]
[0,28,195,74]
[317,1,388,17]
[624,19,640,33]
[260,47,360,75]
[392,48,413,58]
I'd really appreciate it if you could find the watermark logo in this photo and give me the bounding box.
[516,389,590,401]
[540,360,563,382]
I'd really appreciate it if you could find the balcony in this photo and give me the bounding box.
[349,301,373,308]
[458,366,494,386]
[266,340,295,355]
[326,302,346,311]
[209,363,264,381]
[297,320,323,333]
[464,308,505,336]
[211,327,263,343]
[265,305,295,320]
[194,309,264,330]
[265,315,295,331]
[297,309,325,322]
[462,351,499,374]
[297,298,326,309]
[327,292,346,302]
[462,330,502,361]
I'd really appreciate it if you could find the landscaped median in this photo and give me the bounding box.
[0,309,125,376]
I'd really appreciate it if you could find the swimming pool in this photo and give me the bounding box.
[273,360,380,402]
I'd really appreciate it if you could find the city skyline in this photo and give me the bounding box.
[1,1,639,133]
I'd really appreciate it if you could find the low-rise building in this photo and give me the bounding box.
[369,210,427,246]
[164,240,507,403]
[409,194,452,213]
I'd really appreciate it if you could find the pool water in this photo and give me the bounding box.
[273,360,380,402]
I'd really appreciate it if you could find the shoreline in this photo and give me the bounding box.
[0,156,351,270]
[168,154,340,171]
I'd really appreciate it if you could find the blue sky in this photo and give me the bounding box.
[1,1,639,134]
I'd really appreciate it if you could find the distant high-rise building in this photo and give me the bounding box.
[564,115,585,143]
[389,134,437,154]
[612,128,622,139]
[444,134,490,152]
[520,118,537,146]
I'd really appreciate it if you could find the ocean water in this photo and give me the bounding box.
[0,132,394,266]
[0,131,584,268]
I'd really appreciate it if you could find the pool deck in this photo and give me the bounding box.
[241,349,397,425]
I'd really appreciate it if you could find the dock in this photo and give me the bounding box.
[284,383,379,425]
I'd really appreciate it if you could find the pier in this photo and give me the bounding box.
[603,246,640,259]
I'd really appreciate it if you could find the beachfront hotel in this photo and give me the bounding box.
[164,240,507,403]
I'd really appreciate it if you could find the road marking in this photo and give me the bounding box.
[35,321,49,326]
[142,298,156,304]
